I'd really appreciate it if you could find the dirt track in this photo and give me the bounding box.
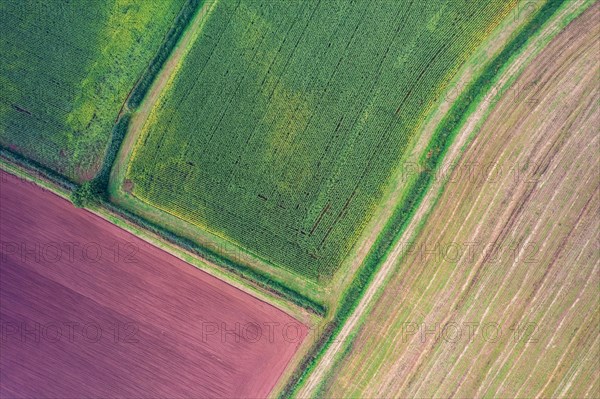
[0,170,306,398]
[112,0,218,183]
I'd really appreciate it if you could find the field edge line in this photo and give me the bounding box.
[282,0,583,397]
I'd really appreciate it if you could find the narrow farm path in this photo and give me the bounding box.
[327,0,527,300]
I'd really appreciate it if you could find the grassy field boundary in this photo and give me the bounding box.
[101,200,326,315]
[314,1,599,394]
[102,0,326,315]
[312,0,597,392]
[0,146,76,192]
[279,0,577,396]
[0,0,204,194]
[93,0,206,193]
[126,0,206,110]
[312,0,596,386]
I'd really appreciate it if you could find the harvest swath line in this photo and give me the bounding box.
[332,1,596,392]
[459,136,598,397]
[428,139,597,398]
[446,150,593,394]
[449,14,599,395]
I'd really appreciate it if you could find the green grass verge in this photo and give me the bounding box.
[101,200,326,315]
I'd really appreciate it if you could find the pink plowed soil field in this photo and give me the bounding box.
[0,170,307,398]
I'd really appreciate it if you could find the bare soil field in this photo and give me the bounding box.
[319,2,599,398]
[0,170,306,398]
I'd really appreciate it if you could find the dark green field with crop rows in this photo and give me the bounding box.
[127,0,515,281]
[0,0,186,182]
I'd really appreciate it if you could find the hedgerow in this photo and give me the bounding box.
[101,201,326,315]
[0,0,187,182]
[93,114,132,196]
[0,146,76,192]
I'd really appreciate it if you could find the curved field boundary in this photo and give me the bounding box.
[113,1,526,308]
[95,0,208,193]
[286,0,587,396]
[126,0,206,110]
[317,2,599,395]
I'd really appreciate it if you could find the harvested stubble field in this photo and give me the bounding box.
[0,170,306,398]
[318,3,600,397]
[126,0,517,282]
[0,0,187,182]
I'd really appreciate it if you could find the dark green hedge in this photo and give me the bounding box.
[0,146,76,191]
[93,113,131,196]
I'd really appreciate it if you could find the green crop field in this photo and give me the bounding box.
[127,0,516,282]
[0,0,187,182]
